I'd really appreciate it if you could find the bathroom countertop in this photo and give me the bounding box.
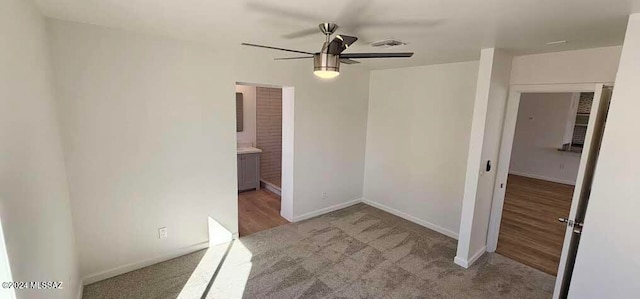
[237,147,262,154]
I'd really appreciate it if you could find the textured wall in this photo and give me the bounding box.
[364,61,479,238]
[48,18,371,280]
[256,87,283,186]
[0,1,80,297]
[569,13,640,298]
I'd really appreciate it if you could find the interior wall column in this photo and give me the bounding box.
[455,48,512,268]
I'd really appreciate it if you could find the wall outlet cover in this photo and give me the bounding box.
[158,227,168,239]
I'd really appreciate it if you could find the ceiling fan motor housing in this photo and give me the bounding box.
[314,52,340,72]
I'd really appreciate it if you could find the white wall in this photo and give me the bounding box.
[0,1,80,298]
[510,46,622,85]
[510,93,581,185]
[235,85,256,146]
[363,61,479,238]
[568,13,640,298]
[48,19,370,280]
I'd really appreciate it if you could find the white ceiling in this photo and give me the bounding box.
[35,0,639,69]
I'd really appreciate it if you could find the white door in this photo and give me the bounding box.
[552,84,613,298]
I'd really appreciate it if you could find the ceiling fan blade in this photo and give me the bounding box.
[327,35,359,54]
[335,0,441,31]
[241,43,314,55]
[355,19,443,28]
[245,2,322,23]
[337,0,371,24]
[283,28,321,39]
[338,35,358,48]
[340,52,414,59]
[275,56,314,60]
[340,58,360,64]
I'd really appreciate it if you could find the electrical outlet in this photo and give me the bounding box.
[158,227,168,239]
[321,192,327,200]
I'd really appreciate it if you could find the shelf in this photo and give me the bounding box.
[558,143,583,154]
[557,147,583,153]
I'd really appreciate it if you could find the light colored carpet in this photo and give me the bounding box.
[83,203,555,298]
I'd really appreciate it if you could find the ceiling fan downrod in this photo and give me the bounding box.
[319,23,338,42]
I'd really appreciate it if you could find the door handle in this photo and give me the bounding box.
[486,160,491,172]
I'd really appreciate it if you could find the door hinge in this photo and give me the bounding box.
[573,222,584,234]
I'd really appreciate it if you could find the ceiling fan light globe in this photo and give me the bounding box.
[314,70,340,79]
[313,53,340,79]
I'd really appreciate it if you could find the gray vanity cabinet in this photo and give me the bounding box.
[237,153,260,191]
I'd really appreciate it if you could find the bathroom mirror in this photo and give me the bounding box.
[236,92,243,132]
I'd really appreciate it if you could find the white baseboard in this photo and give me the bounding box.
[81,241,209,285]
[508,171,575,186]
[454,256,469,268]
[261,180,281,196]
[362,199,459,240]
[454,246,487,268]
[293,198,363,222]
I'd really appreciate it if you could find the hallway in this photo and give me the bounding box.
[496,175,574,275]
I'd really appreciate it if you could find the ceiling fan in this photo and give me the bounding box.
[241,23,414,79]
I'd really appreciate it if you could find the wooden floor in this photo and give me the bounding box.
[496,175,574,276]
[238,189,289,237]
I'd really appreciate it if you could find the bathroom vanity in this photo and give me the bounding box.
[237,147,261,191]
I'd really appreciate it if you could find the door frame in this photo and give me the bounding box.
[486,83,605,251]
[485,83,612,296]
[235,82,295,222]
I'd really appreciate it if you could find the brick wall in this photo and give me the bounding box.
[256,87,282,187]
[573,92,594,145]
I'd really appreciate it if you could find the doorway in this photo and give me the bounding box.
[235,83,294,237]
[486,84,612,299]
[495,92,590,275]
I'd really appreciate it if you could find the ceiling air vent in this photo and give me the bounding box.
[370,39,407,48]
